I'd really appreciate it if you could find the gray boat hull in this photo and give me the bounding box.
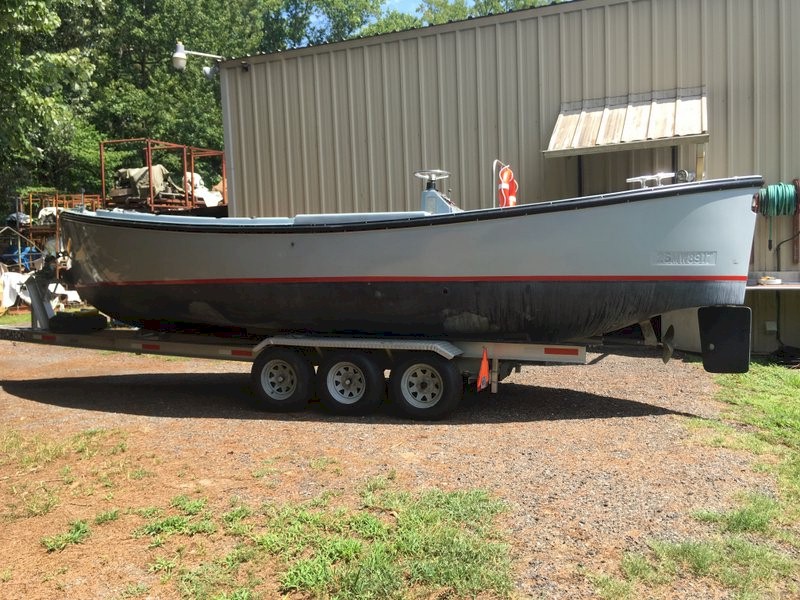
[60,177,761,342]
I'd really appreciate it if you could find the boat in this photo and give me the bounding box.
[59,171,762,343]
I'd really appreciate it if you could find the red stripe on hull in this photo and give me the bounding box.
[85,274,749,287]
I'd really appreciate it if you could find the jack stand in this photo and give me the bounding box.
[23,271,56,330]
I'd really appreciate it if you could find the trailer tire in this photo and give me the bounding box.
[389,353,463,420]
[250,347,314,412]
[318,352,385,415]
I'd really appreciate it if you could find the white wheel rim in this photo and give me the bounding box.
[261,359,297,401]
[399,363,443,409]
[326,361,366,405]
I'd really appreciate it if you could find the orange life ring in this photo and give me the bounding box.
[498,166,518,207]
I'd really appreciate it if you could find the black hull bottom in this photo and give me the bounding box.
[76,280,745,342]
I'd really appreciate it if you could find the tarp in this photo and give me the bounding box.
[116,164,171,198]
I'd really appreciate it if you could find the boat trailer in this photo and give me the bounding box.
[0,270,589,420]
[0,268,752,420]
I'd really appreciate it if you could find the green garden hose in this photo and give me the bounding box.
[758,183,798,249]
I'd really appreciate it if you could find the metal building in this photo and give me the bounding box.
[220,0,800,352]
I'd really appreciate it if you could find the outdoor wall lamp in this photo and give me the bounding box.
[171,41,223,76]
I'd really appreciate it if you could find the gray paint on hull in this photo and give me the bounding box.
[59,177,760,340]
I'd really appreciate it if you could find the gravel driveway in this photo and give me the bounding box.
[0,340,774,598]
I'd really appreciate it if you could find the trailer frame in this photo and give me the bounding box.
[0,274,587,420]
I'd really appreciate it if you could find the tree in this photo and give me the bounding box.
[0,0,99,202]
[363,0,570,35]
[358,9,421,37]
[259,0,383,51]
[0,0,573,202]
[82,0,268,186]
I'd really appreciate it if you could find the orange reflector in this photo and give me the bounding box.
[544,347,580,356]
[477,347,490,392]
[141,343,160,351]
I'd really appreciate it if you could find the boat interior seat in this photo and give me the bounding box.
[293,211,430,225]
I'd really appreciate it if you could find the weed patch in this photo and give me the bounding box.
[124,478,510,599]
[258,482,511,597]
[41,520,90,552]
[590,362,800,598]
[95,509,120,525]
[693,493,779,533]
[171,494,207,516]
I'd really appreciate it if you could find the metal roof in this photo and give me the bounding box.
[544,87,708,158]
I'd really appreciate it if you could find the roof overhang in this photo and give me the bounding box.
[544,87,708,159]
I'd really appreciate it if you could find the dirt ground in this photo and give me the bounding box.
[0,340,778,598]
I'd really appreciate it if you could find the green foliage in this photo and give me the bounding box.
[7,482,60,519]
[359,10,421,37]
[222,503,253,535]
[258,483,511,597]
[594,537,795,599]
[693,493,780,533]
[177,547,256,600]
[0,429,67,468]
[717,362,800,451]
[41,519,91,551]
[95,508,121,524]
[259,0,383,52]
[171,494,208,516]
[590,362,800,598]
[148,554,179,576]
[2,0,571,201]
[120,582,150,598]
[650,538,794,589]
[419,0,471,25]
[364,0,565,32]
[0,312,33,326]
[0,0,101,198]
[586,572,633,600]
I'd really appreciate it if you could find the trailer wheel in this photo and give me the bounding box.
[318,352,385,415]
[389,353,463,420]
[250,347,314,412]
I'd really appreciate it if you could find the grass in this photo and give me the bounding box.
[0,425,506,598]
[716,362,800,503]
[588,360,800,599]
[693,493,780,533]
[171,494,208,516]
[586,572,633,600]
[1,430,67,469]
[251,459,276,479]
[255,482,512,598]
[148,554,180,577]
[223,502,253,536]
[0,311,31,326]
[114,476,510,599]
[129,468,154,480]
[309,456,340,472]
[1,428,127,471]
[41,520,90,552]
[5,481,60,519]
[119,582,149,598]
[134,514,217,539]
[94,508,120,525]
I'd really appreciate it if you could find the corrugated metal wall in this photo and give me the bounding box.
[221,0,800,350]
